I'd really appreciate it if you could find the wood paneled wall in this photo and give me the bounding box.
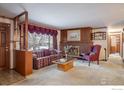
[60,27,93,54]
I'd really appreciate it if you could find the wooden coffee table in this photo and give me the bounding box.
[52,58,74,71]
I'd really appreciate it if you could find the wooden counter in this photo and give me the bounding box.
[15,50,33,76]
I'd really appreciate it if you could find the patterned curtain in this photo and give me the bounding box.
[28,24,58,50]
[28,24,58,36]
[53,35,57,49]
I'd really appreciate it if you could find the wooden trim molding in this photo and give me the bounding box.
[25,12,28,49]
[61,27,92,31]
[14,11,28,18]
[0,15,13,20]
[92,27,107,29]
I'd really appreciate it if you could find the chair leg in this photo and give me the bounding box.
[88,61,90,66]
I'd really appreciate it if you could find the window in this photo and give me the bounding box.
[49,35,53,49]
[28,32,53,50]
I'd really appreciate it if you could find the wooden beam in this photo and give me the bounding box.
[13,17,19,49]
[25,12,28,50]
[92,27,107,29]
[61,26,107,31]
[14,11,28,19]
[13,11,28,50]
[61,27,92,31]
[0,15,13,20]
[109,31,122,33]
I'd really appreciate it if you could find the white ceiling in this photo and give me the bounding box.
[0,3,124,29]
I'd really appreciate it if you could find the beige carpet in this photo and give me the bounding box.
[108,54,123,65]
[0,54,123,85]
[13,59,124,85]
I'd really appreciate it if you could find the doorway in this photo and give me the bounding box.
[0,23,10,70]
[110,34,120,54]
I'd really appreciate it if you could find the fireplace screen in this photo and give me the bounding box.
[67,46,80,56]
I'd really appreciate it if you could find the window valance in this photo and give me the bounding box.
[28,24,58,36]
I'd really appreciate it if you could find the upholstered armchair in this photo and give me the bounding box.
[81,45,101,66]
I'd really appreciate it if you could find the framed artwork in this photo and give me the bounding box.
[91,32,106,40]
[67,30,80,41]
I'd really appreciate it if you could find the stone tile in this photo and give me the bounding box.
[0,70,25,85]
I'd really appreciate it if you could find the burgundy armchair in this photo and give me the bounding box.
[81,45,101,66]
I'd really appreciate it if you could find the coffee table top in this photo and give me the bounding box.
[52,57,74,64]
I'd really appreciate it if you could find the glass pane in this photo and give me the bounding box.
[28,32,50,51]
[49,35,53,49]
[1,32,6,47]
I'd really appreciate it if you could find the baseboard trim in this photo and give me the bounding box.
[99,59,107,61]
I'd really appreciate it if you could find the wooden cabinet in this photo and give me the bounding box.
[15,50,32,76]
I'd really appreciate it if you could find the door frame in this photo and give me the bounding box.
[108,32,123,57]
[110,34,120,54]
[0,22,10,69]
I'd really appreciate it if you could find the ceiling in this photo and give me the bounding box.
[0,3,124,29]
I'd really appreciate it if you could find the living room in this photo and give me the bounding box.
[0,2,124,90]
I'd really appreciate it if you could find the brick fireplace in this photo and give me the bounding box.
[60,27,93,55]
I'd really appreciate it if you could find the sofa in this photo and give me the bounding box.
[33,49,63,69]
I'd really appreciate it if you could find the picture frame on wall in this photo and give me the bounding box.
[91,32,106,40]
[67,30,80,41]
